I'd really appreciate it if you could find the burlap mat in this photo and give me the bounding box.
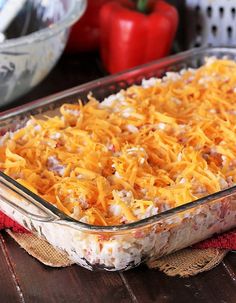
[146,248,228,277]
[7,230,73,267]
[7,230,228,277]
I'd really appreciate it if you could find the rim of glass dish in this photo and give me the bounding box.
[1,46,236,232]
[0,0,87,50]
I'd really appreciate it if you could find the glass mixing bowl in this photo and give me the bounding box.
[0,0,86,107]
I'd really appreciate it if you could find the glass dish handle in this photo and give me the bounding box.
[0,174,59,222]
[0,192,57,222]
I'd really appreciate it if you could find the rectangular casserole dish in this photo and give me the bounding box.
[0,46,236,271]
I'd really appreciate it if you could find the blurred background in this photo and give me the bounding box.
[1,0,236,111]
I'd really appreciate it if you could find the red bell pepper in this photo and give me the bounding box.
[99,0,178,73]
[66,0,113,53]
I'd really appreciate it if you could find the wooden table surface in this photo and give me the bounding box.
[1,53,236,303]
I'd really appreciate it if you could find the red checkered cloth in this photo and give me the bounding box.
[0,211,235,249]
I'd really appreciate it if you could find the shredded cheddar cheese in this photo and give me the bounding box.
[1,58,236,225]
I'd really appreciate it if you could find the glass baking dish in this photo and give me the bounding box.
[0,46,236,271]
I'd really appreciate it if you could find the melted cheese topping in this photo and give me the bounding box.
[1,58,236,226]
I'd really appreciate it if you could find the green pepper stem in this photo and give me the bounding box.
[137,0,148,14]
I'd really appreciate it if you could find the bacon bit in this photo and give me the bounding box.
[98,234,111,241]
[134,230,144,238]
[56,140,64,148]
[108,144,115,152]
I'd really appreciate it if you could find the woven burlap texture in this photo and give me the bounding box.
[7,230,227,276]
[147,248,228,277]
[7,230,73,267]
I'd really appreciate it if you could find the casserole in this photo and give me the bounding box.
[0,47,236,271]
